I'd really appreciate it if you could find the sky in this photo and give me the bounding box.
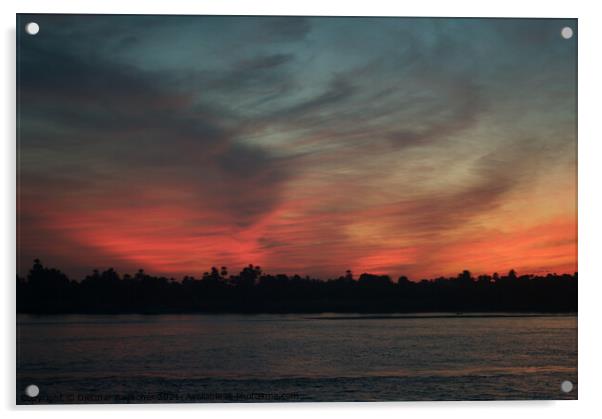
[17,15,577,280]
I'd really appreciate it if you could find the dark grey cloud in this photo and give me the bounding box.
[256,17,312,42]
[272,74,356,121]
[205,53,296,96]
[386,78,483,150]
[18,28,291,227]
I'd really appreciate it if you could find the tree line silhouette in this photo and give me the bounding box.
[17,259,577,314]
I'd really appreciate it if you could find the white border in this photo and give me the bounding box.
[2,1,601,418]
[3,0,585,18]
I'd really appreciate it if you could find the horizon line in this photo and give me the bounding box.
[19,259,578,282]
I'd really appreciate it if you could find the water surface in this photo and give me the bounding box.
[17,313,577,403]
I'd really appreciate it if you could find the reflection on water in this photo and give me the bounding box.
[17,313,577,403]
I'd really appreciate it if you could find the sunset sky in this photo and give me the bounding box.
[17,15,577,280]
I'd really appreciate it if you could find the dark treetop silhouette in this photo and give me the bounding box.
[17,259,577,314]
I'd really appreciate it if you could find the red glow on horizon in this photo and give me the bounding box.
[19,192,577,280]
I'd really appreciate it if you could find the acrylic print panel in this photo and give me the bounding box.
[16,14,577,404]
